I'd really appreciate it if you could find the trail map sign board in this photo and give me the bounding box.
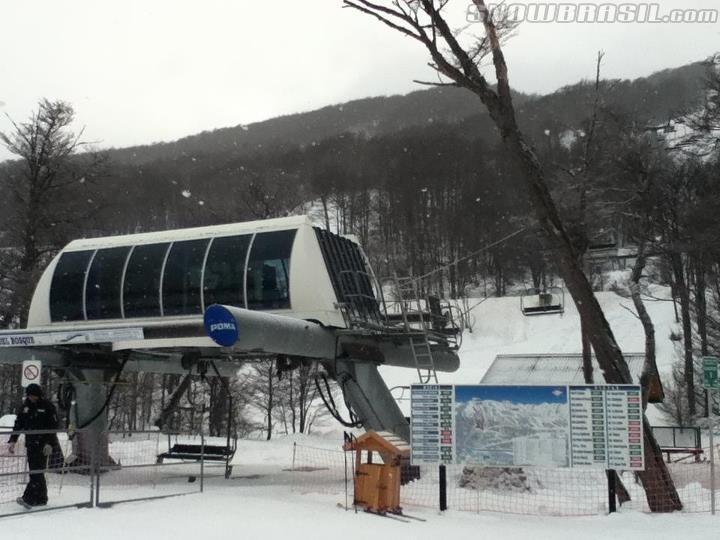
[410,384,644,471]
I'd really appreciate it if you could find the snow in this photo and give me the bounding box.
[4,490,719,540]
[0,415,15,431]
[2,433,718,538]
[380,288,680,425]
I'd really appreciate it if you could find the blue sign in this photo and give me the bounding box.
[204,304,239,347]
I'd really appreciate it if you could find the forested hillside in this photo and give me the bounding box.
[0,61,710,299]
[0,56,718,432]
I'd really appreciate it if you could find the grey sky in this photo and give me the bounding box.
[0,0,718,161]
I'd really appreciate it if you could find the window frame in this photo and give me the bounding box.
[48,227,298,323]
[85,246,133,321]
[244,229,296,311]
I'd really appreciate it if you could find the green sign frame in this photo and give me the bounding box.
[703,356,719,389]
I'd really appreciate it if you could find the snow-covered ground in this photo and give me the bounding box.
[2,433,719,539]
[381,287,680,424]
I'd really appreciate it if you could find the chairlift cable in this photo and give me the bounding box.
[399,227,527,286]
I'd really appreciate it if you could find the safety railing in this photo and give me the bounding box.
[95,430,204,507]
[0,428,208,518]
[0,428,94,518]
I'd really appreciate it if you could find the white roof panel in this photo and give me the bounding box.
[481,353,648,385]
[62,215,311,251]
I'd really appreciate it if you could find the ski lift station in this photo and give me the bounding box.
[0,215,461,443]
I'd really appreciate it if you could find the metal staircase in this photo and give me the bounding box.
[408,335,438,384]
[393,275,438,384]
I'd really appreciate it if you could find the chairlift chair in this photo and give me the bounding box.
[520,286,565,316]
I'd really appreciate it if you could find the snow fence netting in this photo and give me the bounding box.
[289,437,720,516]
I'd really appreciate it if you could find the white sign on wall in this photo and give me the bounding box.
[21,359,42,388]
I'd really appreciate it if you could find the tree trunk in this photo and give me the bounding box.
[631,244,659,408]
[154,374,192,430]
[695,256,709,356]
[581,321,594,384]
[505,129,680,511]
[670,252,695,417]
[266,360,274,440]
[695,256,710,415]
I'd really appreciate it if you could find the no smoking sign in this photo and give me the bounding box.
[21,359,42,388]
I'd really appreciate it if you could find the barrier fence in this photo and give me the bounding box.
[96,431,203,507]
[2,429,718,520]
[289,433,720,516]
[0,428,205,518]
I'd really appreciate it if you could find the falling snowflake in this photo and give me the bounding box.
[181,190,191,198]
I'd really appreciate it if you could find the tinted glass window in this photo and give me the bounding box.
[123,243,170,318]
[203,235,251,308]
[50,250,94,322]
[85,247,131,320]
[246,230,296,310]
[162,239,209,316]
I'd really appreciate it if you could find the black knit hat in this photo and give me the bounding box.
[25,383,43,397]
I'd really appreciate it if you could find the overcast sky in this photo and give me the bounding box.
[0,0,718,161]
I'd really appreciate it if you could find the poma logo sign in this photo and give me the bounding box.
[204,305,240,347]
[210,322,236,333]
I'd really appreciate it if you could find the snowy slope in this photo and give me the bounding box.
[380,287,679,424]
[3,485,719,540]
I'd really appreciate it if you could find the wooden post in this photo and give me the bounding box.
[607,470,617,513]
[439,464,447,511]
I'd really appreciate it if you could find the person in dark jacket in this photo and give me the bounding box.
[7,383,59,507]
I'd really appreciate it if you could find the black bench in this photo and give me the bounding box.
[651,426,703,463]
[661,447,704,463]
[157,443,236,478]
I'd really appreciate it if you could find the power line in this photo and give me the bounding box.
[403,227,528,285]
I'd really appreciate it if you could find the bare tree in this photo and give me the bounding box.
[0,99,106,326]
[344,0,681,511]
[247,360,276,440]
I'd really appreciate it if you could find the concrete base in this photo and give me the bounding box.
[69,369,114,467]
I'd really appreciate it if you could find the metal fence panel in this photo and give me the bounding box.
[0,429,94,518]
[94,431,203,507]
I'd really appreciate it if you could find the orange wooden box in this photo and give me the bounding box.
[343,430,410,514]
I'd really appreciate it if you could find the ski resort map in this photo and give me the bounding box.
[411,384,645,471]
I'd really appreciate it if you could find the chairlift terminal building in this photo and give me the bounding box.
[1,215,461,443]
[31,215,365,335]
